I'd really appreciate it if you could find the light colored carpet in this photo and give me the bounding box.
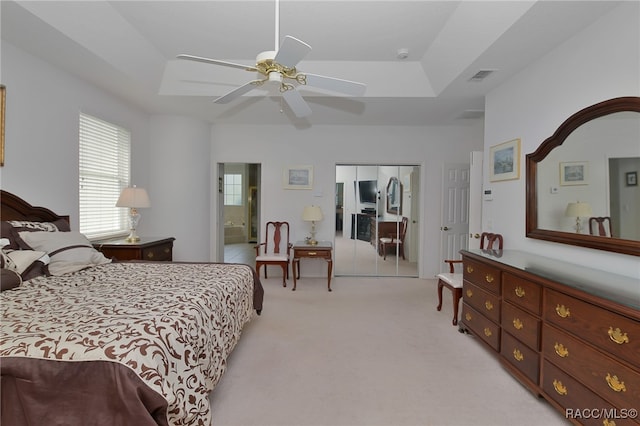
[209,277,568,426]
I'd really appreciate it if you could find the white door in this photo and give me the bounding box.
[439,163,470,271]
[468,151,483,249]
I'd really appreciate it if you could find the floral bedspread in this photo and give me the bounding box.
[0,261,259,425]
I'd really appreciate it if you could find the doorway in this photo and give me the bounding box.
[335,164,420,277]
[222,163,261,264]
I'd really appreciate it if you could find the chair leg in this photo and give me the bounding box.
[281,264,287,287]
[436,280,444,311]
[452,288,462,326]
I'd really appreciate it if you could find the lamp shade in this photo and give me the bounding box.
[302,205,323,222]
[565,201,592,218]
[116,186,151,208]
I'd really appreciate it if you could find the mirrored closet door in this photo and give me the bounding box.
[335,164,419,277]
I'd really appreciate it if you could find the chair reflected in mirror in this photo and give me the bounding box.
[379,216,408,260]
[589,216,612,237]
[255,221,292,287]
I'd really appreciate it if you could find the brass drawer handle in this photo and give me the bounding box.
[513,348,524,362]
[308,252,317,255]
[485,274,494,283]
[485,300,493,311]
[553,379,568,395]
[465,313,472,321]
[512,318,523,330]
[164,248,170,254]
[555,304,570,318]
[466,265,474,273]
[147,252,154,259]
[515,286,525,298]
[603,420,617,426]
[483,327,492,337]
[466,289,473,298]
[554,342,569,358]
[605,374,626,393]
[608,327,629,345]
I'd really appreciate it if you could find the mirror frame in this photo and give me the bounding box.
[526,96,640,256]
[386,177,402,215]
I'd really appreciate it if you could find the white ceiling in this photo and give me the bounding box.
[0,1,621,126]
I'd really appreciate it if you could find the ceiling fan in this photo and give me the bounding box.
[176,0,366,118]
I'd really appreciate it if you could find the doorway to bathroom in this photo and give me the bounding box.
[222,163,261,264]
[335,164,420,277]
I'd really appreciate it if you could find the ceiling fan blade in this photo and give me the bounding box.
[177,54,258,72]
[282,88,312,118]
[214,80,263,104]
[273,36,312,69]
[302,73,366,97]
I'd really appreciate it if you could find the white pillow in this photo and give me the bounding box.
[3,250,49,274]
[19,231,111,276]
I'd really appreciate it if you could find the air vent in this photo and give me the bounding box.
[469,69,496,82]
[458,109,485,119]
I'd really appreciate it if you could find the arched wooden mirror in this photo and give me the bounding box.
[526,96,640,256]
[386,177,402,215]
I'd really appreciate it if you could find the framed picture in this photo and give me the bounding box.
[560,161,588,186]
[283,165,313,190]
[626,171,638,186]
[1,85,5,167]
[489,138,520,182]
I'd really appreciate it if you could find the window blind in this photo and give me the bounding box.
[79,113,130,239]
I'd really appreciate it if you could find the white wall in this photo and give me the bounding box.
[0,41,211,261]
[483,2,640,278]
[210,123,483,277]
[0,41,152,231]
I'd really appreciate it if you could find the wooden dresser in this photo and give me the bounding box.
[93,237,175,261]
[460,249,640,425]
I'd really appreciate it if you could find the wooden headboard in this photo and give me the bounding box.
[0,190,70,224]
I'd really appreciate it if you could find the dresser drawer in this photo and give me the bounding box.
[462,303,501,351]
[463,281,501,324]
[501,330,539,385]
[463,258,501,295]
[543,324,640,410]
[503,272,542,315]
[141,242,173,261]
[502,301,541,350]
[545,289,640,368]
[542,360,639,426]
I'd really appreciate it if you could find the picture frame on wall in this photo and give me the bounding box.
[283,165,313,190]
[560,161,588,186]
[489,138,520,182]
[626,171,638,186]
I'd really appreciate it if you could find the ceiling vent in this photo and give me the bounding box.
[458,109,485,119]
[469,69,496,82]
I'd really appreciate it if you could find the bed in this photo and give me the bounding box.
[0,190,264,426]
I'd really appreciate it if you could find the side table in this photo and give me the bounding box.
[292,241,333,291]
[93,237,175,261]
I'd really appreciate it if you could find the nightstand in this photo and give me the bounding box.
[93,237,175,261]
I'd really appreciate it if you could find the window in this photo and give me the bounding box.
[224,174,243,206]
[79,113,130,239]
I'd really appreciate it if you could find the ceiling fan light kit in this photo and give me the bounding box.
[176,0,366,118]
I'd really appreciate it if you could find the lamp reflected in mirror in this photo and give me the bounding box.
[565,201,592,234]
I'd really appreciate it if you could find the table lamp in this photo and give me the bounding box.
[565,201,592,234]
[302,205,323,245]
[116,186,151,242]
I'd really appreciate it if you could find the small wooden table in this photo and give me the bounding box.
[292,241,333,292]
[93,237,175,261]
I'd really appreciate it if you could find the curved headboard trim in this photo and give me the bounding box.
[0,190,69,224]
